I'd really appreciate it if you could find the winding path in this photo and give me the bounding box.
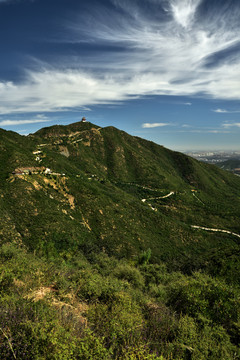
[142,191,174,203]
[191,225,240,239]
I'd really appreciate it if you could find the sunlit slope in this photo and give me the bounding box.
[34,122,240,190]
[0,121,240,271]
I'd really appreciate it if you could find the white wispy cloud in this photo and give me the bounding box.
[142,123,172,128]
[206,130,230,134]
[222,123,240,128]
[0,114,51,126]
[179,129,230,133]
[0,70,135,114]
[0,0,239,114]
[213,108,240,113]
[213,109,228,113]
[169,0,202,28]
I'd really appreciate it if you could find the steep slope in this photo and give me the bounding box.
[216,159,240,175]
[0,121,240,275]
[1,121,240,360]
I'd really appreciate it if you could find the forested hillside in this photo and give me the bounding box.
[1,122,240,359]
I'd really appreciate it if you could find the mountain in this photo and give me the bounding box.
[216,158,240,175]
[1,121,240,271]
[1,121,240,359]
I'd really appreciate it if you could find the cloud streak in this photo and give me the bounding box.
[213,108,240,113]
[0,114,51,126]
[142,122,172,128]
[222,123,240,128]
[213,109,229,113]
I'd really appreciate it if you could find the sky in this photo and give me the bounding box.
[0,0,239,151]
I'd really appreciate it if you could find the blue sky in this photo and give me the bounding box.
[0,0,239,150]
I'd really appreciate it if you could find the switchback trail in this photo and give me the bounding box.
[191,225,240,239]
[142,191,175,203]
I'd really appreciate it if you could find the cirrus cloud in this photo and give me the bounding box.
[0,114,51,126]
[213,108,240,113]
[142,123,172,128]
[0,0,239,115]
[169,0,202,28]
[222,122,240,128]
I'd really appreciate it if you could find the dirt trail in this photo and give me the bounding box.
[142,191,174,202]
[191,225,240,239]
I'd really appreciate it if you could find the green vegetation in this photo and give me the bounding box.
[216,159,240,175]
[0,245,239,359]
[0,121,240,358]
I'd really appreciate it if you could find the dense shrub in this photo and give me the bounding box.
[0,245,239,359]
[113,264,145,288]
[87,292,145,358]
[167,272,239,328]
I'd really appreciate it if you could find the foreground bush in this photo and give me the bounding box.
[0,246,239,359]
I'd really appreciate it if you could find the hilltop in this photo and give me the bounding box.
[1,121,240,359]
[0,121,240,269]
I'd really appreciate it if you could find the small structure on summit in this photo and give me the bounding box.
[81,116,86,122]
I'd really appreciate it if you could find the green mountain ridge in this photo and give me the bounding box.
[1,121,240,359]
[216,159,240,175]
[1,121,240,269]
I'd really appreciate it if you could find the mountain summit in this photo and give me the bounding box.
[0,121,240,270]
[1,121,240,358]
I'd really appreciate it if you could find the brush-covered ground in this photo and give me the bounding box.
[0,122,240,359]
[1,244,239,359]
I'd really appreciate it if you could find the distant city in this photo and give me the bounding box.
[185,151,240,164]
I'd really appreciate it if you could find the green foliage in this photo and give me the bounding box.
[118,344,164,360]
[77,270,128,302]
[0,245,240,359]
[87,292,145,358]
[76,329,111,360]
[1,120,240,280]
[170,315,238,360]
[138,248,152,265]
[1,122,240,358]
[167,272,239,329]
[113,264,145,288]
[0,270,13,292]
